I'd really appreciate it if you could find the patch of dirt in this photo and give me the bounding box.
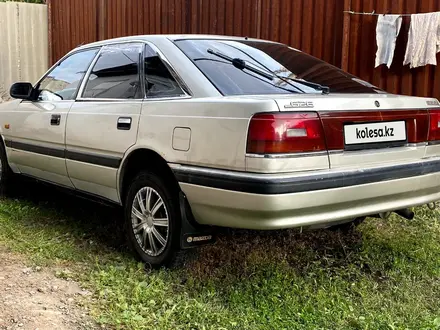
[0,246,98,330]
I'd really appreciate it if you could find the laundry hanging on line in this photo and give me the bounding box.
[403,12,440,69]
[375,15,402,68]
[346,10,440,69]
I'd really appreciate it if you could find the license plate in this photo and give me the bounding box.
[344,121,406,146]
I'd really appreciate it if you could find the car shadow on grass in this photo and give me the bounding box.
[180,225,365,280]
[6,176,366,273]
[7,176,127,252]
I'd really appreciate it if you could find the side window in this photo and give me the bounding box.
[38,49,98,101]
[82,43,143,99]
[144,45,186,98]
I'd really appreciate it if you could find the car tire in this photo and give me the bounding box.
[124,171,181,268]
[0,140,14,196]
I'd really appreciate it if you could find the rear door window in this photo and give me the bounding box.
[82,43,143,99]
[144,44,186,98]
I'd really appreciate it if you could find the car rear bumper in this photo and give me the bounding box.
[170,158,440,230]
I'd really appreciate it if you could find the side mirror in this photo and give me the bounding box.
[10,82,34,100]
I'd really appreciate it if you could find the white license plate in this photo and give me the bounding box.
[344,121,406,145]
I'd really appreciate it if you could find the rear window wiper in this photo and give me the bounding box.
[284,76,330,94]
[207,48,330,95]
[207,48,275,81]
[207,48,304,94]
[193,57,303,94]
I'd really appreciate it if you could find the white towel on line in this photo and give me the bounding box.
[375,15,403,68]
[404,12,440,69]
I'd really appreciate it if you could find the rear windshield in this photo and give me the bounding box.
[174,39,385,96]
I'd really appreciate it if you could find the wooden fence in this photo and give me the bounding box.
[343,0,440,100]
[47,0,344,66]
[47,0,440,100]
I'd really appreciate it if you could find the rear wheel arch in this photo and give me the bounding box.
[119,148,180,204]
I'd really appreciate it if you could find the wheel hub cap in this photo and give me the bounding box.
[146,214,154,227]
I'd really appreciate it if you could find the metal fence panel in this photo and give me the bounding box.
[0,2,48,99]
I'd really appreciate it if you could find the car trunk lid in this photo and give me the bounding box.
[271,94,440,169]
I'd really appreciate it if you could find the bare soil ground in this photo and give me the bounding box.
[0,246,97,330]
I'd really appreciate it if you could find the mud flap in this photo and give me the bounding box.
[179,191,216,249]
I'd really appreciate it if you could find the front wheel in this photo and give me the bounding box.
[124,171,180,268]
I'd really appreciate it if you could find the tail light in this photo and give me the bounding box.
[246,112,327,154]
[428,109,440,142]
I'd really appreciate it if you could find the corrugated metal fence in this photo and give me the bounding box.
[0,2,48,100]
[47,0,440,100]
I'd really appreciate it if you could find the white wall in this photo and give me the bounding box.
[0,2,48,100]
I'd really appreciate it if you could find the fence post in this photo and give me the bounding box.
[256,0,262,39]
[98,0,106,40]
[47,0,53,66]
[341,0,351,72]
[184,0,190,34]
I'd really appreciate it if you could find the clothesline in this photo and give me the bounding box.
[344,10,414,17]
[357,9,440,69]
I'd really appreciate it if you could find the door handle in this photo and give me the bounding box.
[117,117,132,130]
[50,114,61,126]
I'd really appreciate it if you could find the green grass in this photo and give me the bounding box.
[0,180,439,329]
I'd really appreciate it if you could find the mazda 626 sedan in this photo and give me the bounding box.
[2,34,440,267]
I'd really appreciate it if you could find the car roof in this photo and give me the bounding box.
[74,34,282,51]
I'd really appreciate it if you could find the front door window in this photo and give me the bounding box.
[37,49,99,101]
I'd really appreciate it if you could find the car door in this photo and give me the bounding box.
[65,42,144,202]
[5,48,99,187]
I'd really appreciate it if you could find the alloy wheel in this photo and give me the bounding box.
[131,186,170,256]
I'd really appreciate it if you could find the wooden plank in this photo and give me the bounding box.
[341,0,352,71]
